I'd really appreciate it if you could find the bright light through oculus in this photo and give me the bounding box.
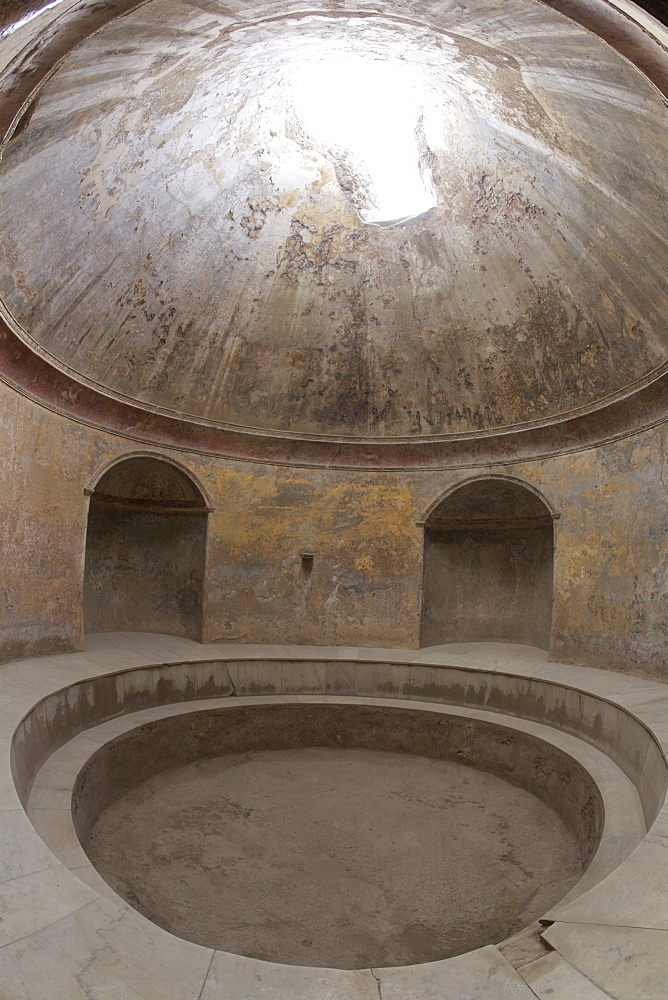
[292,56,436,225]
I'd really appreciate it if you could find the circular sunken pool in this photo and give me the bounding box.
[72,702,602,969]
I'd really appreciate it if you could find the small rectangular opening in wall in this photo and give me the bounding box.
[301,553,315,574]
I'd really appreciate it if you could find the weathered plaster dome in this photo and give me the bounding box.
[0,0,666,441]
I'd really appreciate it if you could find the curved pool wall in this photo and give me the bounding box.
[11,651,667,828]
[70,699,604,882]
[3,633,668,1000]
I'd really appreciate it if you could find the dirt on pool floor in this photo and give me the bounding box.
[84,747,584,968]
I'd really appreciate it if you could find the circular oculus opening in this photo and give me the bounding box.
[291,53,437,225]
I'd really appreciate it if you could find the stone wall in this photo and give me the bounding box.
[1,378,666,677]
[83,505,207,641]
[421,525,554,649]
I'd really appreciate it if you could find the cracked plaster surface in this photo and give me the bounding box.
[0,0,666,440]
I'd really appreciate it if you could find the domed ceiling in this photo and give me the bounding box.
[0,0,666,441]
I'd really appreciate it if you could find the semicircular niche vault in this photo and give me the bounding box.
[421,477,556,648]
[83,456,209,640]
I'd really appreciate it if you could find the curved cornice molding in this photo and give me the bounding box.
[3,315,668,470]
[543,1,668,95]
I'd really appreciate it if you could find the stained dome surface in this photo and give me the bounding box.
[0,0,666,440]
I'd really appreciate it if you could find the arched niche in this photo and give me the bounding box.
[83,456,209,641]
[420,477,557,649]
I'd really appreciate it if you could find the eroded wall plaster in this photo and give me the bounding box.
[2,377,666,677]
